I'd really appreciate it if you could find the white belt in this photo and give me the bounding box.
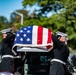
[2,55,14,59]
[51,59,66,65]
[0,72,13,75]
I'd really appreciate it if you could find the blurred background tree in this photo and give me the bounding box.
[0,16,11,41]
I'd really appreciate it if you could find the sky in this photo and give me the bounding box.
[0,0,23,20]
[0,0,64,21]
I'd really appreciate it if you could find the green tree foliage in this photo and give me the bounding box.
[0,16,9,29]
[0,16,11,41]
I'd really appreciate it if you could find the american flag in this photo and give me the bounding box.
[12,26,53,55]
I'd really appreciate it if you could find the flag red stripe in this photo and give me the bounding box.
[37,26,43,44]
[46,29,53,50]
[47,29,52,43]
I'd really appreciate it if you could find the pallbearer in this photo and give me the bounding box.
[0,28,15,75]
[49,31,72,75]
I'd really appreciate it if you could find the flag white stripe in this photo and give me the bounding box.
[32,26,38,45]
[42,28,48,45]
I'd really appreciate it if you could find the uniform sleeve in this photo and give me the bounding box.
[3,33,15,43]
[52,35,63,48]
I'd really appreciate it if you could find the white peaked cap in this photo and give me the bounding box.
[56,31,68,37]
[0,28,12,34]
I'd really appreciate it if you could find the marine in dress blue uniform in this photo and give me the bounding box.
[0,28,15,75]
[49,31,72,75]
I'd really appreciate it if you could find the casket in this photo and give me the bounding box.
[12,26,53,55]
[17,47,49,52]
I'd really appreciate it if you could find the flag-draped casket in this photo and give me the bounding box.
[12,26,53,55]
